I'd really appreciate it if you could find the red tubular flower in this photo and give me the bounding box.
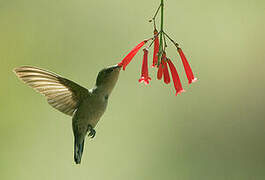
[157,63,163,80]
[177,48,197,84]
[162,59,170,84]
[167,59,185,96]
[138,49,151,84]
[118,40,147,70]
[152,29,159,67]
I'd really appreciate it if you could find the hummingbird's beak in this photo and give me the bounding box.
[113,64,121,71]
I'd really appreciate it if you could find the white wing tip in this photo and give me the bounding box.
[13,66,34,73]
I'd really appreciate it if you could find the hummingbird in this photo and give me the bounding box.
[13,64,121,164]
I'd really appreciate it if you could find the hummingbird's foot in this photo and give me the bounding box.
[88,125,96,138]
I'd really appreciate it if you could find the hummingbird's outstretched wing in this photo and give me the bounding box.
[14,66,89,116]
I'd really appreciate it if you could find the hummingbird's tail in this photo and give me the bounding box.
[74,138,85,164]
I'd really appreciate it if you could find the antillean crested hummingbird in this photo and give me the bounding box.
[14,64,121,164]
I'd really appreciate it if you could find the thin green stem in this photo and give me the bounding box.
[151,4,161,20]
[163,32,167,51]
[159,0,164,46]
[164,31,179,48]
[158,0,164,64]
[149,4,161,29]
[147,31,161,49]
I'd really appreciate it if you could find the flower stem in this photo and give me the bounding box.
[158,0,164,64]
[163,32,167,51]
[160,0,164,41]
[149,4,161,29]
[147,31,161,49]
[163,31,179,48]
[152,4,161,20]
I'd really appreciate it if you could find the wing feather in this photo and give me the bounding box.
[14,66,89,116]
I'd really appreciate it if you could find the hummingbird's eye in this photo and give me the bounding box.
[106,68,114,74]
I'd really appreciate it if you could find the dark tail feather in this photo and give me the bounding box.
[74,138,85,164]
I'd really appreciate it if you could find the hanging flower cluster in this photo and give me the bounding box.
[118,0,197,96]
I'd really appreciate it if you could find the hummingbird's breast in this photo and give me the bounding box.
[86,95,107,127]
[75,94,108,129]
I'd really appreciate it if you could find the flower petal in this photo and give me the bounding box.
[157,63,163,80]
[138,49,151,85]
[152,30,159,67]
[177,48,197,84]
[119,40,147,70]
[162,59,170,84]
[167,59,185,96]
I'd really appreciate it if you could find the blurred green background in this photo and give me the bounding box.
[1,0,265,179]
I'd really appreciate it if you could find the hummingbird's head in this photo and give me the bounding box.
[95,64,121,95]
